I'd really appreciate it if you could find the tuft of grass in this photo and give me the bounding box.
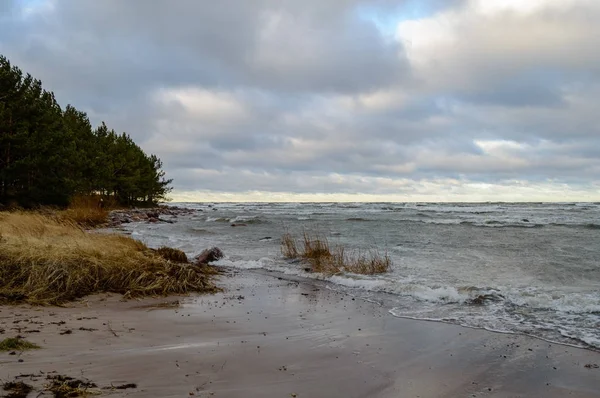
[281,232,391,275]
[0,337,40,351]
[343,250,392,274]
[281,232,299,259]
[0,211,219,305]
[155,247,188,263]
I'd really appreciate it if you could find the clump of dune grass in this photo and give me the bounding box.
[281,232,299,259]
[343,249,392,274]
[0,212,219,305]
[55,194,110,228]
[281,232,391,275]
[58,205,108,228]
[0,337,40,351]
[155,247,188,263]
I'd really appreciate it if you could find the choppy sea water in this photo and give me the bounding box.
[122,202,600,350]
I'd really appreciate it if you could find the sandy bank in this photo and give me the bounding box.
[1,269,599,397]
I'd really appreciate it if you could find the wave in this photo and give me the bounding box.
[210,249,600,318]
[392,218,599,229]
[205,216,268,224]
[395,219,546,228]
[148,203,600,350]
[548,222,600,230]
[205,217,229,222]
[186,227,216,235]
[415,212,434,218]
[212,256,600,350]
[229,216,268,224]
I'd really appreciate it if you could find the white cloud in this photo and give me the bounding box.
[396,0,600,92]
[171,178,600,202]
[154,88,248,122]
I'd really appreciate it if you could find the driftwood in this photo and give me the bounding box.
[194,247,224,264]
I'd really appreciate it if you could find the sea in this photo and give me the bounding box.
[121,202,600,351]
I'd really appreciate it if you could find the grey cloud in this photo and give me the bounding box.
[3,0,407,104]
[1,0,600,198]
[456,81,566,108]
[0,1,14,15]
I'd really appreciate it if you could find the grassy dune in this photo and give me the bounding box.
[281,232,391,275]
[0,212,218,305]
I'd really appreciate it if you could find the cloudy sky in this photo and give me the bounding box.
[1,0,599,201]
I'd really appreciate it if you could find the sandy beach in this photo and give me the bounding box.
[2,269,599,397]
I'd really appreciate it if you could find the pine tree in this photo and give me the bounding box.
[0,55,173,208]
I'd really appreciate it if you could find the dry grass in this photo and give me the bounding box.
[56,195,110,228]
[155,247,188,263]
[58,206,108,228]
[343,249,392,274]
[0,211,219,305]
[0,337,41,351]
[281,232,391,275]
[281,232,299,259]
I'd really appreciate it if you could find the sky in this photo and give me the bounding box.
[1,0,599,202]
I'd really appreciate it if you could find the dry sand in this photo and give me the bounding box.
[1,269,599,397]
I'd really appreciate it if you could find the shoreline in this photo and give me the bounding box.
[106,206,197,227]
[2,268,599,397]
[252,268,600,354]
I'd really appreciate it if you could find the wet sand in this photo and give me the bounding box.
[1,269,599,397]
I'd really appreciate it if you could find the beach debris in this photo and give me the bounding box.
[468,293,505,305]
[2,373,136,397]
[2,381,33,398]
[103,383,138,390]
[45,374,98,397]
[107,322,119,337]
[136,299,181,310]
[584,363,599,369]
[195,247,224,264]
[15,373,44,380]
[225,295,245,301]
